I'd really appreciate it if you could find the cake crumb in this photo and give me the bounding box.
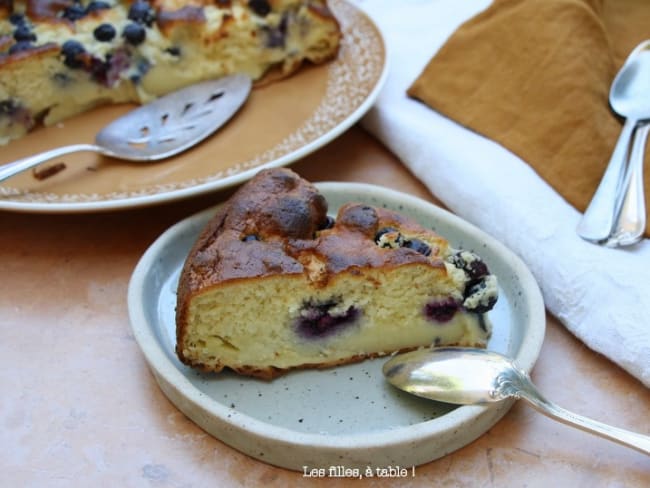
[32,162,66,180]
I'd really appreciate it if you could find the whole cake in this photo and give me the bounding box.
[0,0,341,144]
[176,168,499,379]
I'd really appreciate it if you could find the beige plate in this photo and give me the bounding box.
[0,0,386,213]
[127,183,546,471]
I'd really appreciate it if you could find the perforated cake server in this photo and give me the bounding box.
[0,74,252,183]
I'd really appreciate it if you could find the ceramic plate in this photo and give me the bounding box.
[127,182,546,471]
[0,0,386,213]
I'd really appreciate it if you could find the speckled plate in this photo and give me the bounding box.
[0,0,386,213]
[127,182,545,471]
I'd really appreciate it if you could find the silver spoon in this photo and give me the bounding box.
[607,116,649,247]
[0,74,252,183]
[383,347,650,455]
[577,40,650,246]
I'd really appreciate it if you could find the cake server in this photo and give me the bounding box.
[577,40,650,247]
[0,74,252,183]
[383,347,650,456]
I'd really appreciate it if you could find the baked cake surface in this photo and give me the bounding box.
[0,0,341,144]
[175,168,499,379]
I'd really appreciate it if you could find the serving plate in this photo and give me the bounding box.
[127,182,546,471]
[0,0,386,213]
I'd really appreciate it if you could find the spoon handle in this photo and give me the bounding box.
[517,384,650,456]
[606,121,649,246]
[0,144,103,183]
[577,118,637,244]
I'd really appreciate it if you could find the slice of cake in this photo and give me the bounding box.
[0,0,341,144]
[176,168,498,379]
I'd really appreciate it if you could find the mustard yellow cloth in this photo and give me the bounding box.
[408,0,650,237]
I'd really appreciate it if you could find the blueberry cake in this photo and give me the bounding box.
[0,0,341,144]
[175,168,499,379]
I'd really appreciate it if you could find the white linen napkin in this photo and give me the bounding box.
[352,0,650,387]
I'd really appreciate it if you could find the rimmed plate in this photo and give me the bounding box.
[0,0,386,213]
[127,182,546,471]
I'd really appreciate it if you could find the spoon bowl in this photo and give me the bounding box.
[0,74,252,182]
[384,347,650,456]
[383,347,518,406]
[611,50,650,116]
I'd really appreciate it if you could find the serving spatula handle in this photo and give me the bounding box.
[0,144,103,183]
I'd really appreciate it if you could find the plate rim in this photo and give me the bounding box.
[0,0,389,214]
[127,181,546,469]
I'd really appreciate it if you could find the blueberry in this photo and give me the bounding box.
[13,25,36,43]
[295,300,360,339]
[165,46,181,56]
[9,14,26,26]
[463,279,498,314]
[403,238,432,256]
[122,23,146,45]
[263,16,287,48]
[8,41,34,55]
[0,100,18,115]
[93,23,116,42]
[60,40,86,69]
[62,4,86,21]
[448,251,489,280]
[478,315,488,333]
[248,0,271,17]
[97,51,134,86]
[128,1,156,26]
[375,226,397,240]
[52,72,72,86]
[318,216,335,230]
[424,298,458,323]
[278,13,288,34]
[89,57,110,84]
[86,1,111,14]
[467,260,488,280]
[374,226,403,248]
[241,234,259,242]
[129,58,150,83]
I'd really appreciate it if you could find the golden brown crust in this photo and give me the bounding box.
[176,168,450,311]
[0,42,58,67]
[26,0,70,22]
[156,6,206,36]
